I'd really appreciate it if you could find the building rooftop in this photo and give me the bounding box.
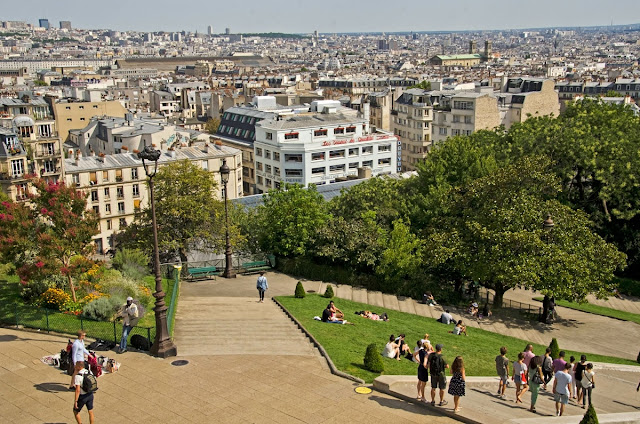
[257,112,365,131]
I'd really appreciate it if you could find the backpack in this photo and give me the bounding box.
[429,353,444,375]
[87,352,102,378]
[82,370,99,393]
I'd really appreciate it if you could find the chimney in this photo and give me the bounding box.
[362,102,370,125]
[75,150,82,165]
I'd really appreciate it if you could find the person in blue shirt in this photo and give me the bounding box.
[256,272,268,303]
[69,330,89,390]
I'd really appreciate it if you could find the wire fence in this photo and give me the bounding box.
[477,287,543,318]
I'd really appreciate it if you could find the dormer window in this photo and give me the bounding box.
[284,132,299,140]
[334,127,344,135]
[346,126,356,133]
[314,129,328,137]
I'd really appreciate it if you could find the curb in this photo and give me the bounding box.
[272,297,365,385]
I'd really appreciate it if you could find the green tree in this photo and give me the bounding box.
[408,80,432,90]
[549,338,560,359]
[364,343,384,373]
[117,160,228,263]
[0,179,98,302]
[376,219,424,291]
[254,184,329,257]
[294,281,306,298]
[204,118,221,134]
[579,404,599,424]
[424,156,626,307]
[323,284,334,298]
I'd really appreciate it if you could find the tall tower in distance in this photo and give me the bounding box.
[469,40,477,54]
[225,27,231,35]
[207,25,213,36]
[38,19,49,30]
[484,40,492,59]
[59,21,72,30]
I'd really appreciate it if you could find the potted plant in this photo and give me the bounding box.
[121,146,129,151]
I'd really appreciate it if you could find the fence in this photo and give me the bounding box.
[477,287,543,318]
[0,273,180,350]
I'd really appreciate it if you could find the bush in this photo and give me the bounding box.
[637,351,640,364]
[39,287,71,311]
[112,248,149,280]
[579,404,599,424]
[549,338,560,360]
[21,275,65,304]
[294,281,306,298]
[616,277,640,297]
[82,296,124,321]
[323,284,334,299]
[364,343,384,373]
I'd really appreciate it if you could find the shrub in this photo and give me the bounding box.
[579,404,599,424]
[549,338,560,360]
[112,248,149,280]
[21,275,65,304]
[637,351,640,364]
[364,343,384,373]
[294,281,306,298]
[39,287,71,311]
[324,284,334,298]
[82,296,124,321]
[99,271,153,309]
[616,277,640,297]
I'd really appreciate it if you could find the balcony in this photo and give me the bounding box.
[35,149,59,158]
[40,167,60,176]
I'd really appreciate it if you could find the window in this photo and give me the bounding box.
[93,206,99,214]
[312,152,325,161]
[266,132,273,140]
[439,128,447,135]
[453,101,473,110]
[117,186,124,199]
[452,129,461,136]
[202,160,208,170]
[329,164,345,172]
[106,219,112,230]
[132,184,140,197]
[104,188,110,199]
[348,148,358,156]
[452,115,460,123]
[15,183,28,201]
[256,162,263,171]
[378,158,391,166]
[265,150,271,159]
[285,154,302,162]
[346,126,356,133]
[362,146,373,154]
[273,152,280,161]
[362,160,373,167]
[131,168,138,179]
[71,173,80,186]
[284,132,299,140]
[119,218,127,228]
[334,127,344,135]
[285,169,303,177]
[91,190,98,202]
[43,160,56,174]
[256,148,262,157]
[349,162,359,169]
[265,178,272,188]
[257,176,263,184]
[329,150,345,159]
[464,116,472,124]
[118,202,125,213]
[314,129,328,137]
[312,167,325,175]
[105,204,111,215]
[274,167,280,176]
[103,171,109,181]
[265,165,272,174]
[378,144,391,152]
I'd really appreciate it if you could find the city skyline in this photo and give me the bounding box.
[3,0,639,34]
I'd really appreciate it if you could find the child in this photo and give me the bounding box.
[448,356,466,412]
[513,352,529,403]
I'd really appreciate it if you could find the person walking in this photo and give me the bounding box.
[118,296,139,354]
[553,363,573,416]
[528,356,544,413]
[256,271,268,303]
[513,352,529,404]
[575,354,587,402]
[69,330,89,390]
[495,346,509,399]
[72,362,95,424]
[414,341,429,402]
[428,344,449,406]
[552,350,567,373]
[523,344,535,368]
[448,356,466,413]
[581,363,595,409]
[542,347,554,390]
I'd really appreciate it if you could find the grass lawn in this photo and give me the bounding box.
[532,297,640,325]
[277,294,639,383]
[0,274,178,343]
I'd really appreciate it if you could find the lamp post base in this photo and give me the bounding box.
[223,269,236,278]
[150,339,178,358]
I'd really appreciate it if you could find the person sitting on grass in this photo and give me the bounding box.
[394,334,413,359]
[437,310,454,325]
[327,300,344,320]
[449,320,468,336]
[321,305,350,324]
[468,302,479,317]
[383,334,402,360]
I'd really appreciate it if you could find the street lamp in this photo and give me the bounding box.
[220,158,236,278]
[542,214,554,232]
[138,146,177,358]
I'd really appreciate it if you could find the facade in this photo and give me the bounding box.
[0,127,29,201]
[431,92,500,144]
[64,146,242,254]
[391,89,432,172]
[254,101,398,193]
[59,21,72,30]
[53,99,128,142]
[38,19,50,30]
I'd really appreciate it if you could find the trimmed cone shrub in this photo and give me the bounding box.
[549,338,560,359]
[579,404,599,424]
[637,351,640,364]
[324,285,334,299]
[364,343,384,373]
[294,281,306,298]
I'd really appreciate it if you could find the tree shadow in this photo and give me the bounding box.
[613,400,640,410]
[34,382,70,393]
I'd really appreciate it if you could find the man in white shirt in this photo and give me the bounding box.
[73,362,95,424]
[438,310,454,325]
[553,363,573,416]
[118,296,139,354]
[69,330,89,390]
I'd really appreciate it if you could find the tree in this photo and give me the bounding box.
[579,404,599,424]
[117,160,228,263]
[549,338,560,360]
[204,118,221,134]
[364,343,384,373]
[0,179,98,302]
[408,80,432,90]
[424,156,626,307]
[254,184,329,257]
[294,281,306,298]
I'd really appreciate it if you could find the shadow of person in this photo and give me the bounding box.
[0,334,18,342]
[34,382,70,393]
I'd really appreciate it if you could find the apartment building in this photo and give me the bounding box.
[52,99,128,142]
[253,100,398,193]
[391,89,432,172]
[0,127,29,201]
[431,92,500,144]
[64,146,242,254]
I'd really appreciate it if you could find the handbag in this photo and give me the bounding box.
[532,368,544,385]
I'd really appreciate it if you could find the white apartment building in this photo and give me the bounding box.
[391,89,433,172]
[253,101,398,193]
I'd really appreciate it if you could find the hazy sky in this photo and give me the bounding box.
[3,0,639,33]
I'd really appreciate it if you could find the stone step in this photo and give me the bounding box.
[397,296,416,315]
[335,285,353,301]
[381,293,400,311]
[367,290,385,308]
[351,287,368,304]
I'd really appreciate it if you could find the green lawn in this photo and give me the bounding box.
[0,275,179,343]
[533,297,640,325]
[277,294,639,383]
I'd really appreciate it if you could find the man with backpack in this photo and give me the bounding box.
[427,343,449,406]
[118,296,139,354]
[73,362,96,424]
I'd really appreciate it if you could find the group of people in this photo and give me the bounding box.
[414,342,466,413]
[496,344,596,416]
[321,301,353,324]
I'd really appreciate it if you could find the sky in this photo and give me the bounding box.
[3,0,639,34]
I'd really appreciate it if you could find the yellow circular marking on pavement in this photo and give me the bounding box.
[354,386,372,394]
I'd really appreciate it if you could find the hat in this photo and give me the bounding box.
[435,343,443,351]
[472,302,478,307]
[126,296,133,301]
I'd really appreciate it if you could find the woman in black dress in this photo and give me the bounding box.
[448,356,466,412]
[414,341,429,402]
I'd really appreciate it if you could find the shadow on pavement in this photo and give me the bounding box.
[34,382,70,393]
[0,334,18,342]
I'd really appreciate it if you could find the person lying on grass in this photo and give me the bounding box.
[356,310,389,321]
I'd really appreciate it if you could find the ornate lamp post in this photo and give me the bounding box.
[541,214,555,324]
[220,159,236,278]
[138,146,177,358]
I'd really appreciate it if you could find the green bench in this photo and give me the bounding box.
[241,260,271,274]
[186,266,221,280]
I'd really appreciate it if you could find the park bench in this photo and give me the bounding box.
[186,266,221,280]
[241,260,271,274]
